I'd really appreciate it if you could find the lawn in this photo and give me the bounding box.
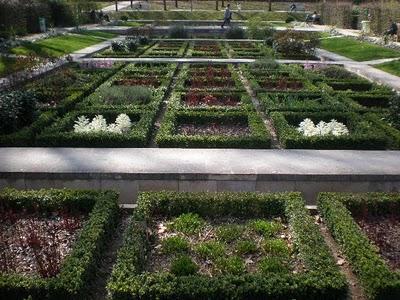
[320,37,400,61]
[11,31,116,58]
[375,59,400,77]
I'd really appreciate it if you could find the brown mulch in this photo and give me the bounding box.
[177,123,251,136]
[355,215,400,270]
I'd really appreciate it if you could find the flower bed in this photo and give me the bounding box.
[93,39,155,58]
[156,110,270,148]
[36,108,156,147]
[344,93,392,111]
[187,41,227,58]
[0,188,119,300]
[107,191,347,300]
[318,192,400,299]
[141,41,188,57]
[271,111,389,149]
[225,41,271,58]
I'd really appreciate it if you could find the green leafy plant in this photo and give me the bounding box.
[258,257,289,274]
[169,213,206,235]
[252,58,280,70]
[273,30,320,59]
[263,239,291,259]
[235,240,258,255]
[170,255,199,276]
[162,236,190,255]
[195,241,226,260]
[248,219,282,237]
[97,85,152,105]
[389,94,400,129]
[215,256,246,275]
[216,224,244,243]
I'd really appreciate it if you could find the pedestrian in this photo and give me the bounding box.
[385,18,398,36]
[221,4,232,28]
[290,3,297,12]
[236,2,241,13]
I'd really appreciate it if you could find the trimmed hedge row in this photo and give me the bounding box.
[156,110,271,148]
[107,191,348,299]
[140,41,189,58]
[271,111,389,149]
[36,108,156,147]
[318,193,400,300]
[0,188,120,300]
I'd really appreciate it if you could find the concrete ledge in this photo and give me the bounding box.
[0,148,399,204]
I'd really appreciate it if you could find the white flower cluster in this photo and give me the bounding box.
[74,114,132,134]
[297,118,349,137]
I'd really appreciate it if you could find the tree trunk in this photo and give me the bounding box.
[163,0,167,10]
[222,0,224,8]
[131,0,133,8]
[268,0,272,12]
[115,0,118,12]
[216,0,218,11]
[175,0,178,8]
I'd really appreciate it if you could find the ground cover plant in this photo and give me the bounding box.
[320,37,400,62]
[375,59,400,77]
[107,191,347,299]
[0,188,119,299]
[225,41,273,58]
[94,36,154,58]
[318,192,400,299]
[271,111,389,149]
[140,40,188,57]
[187,41,227,58]
[11,31,117,58]
[156,109,270,148]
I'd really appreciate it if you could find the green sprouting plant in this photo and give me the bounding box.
[263,239,291,259]
[161,236,190,255]
[252,58,279,70]
[258,257,289,274]
[235,240,258,255]
[195,241,226,260]
[169,213,206,235]
[216,224,244,243]
[248,219,283,237]
[215,256,246,275]
[97,85,152,105]
[170,255,199,276]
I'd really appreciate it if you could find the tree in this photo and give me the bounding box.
[268,0,272,12]
[163,0,167,10]
[216,0,219,11]
[115,0,118,12]
[175,0,178,8]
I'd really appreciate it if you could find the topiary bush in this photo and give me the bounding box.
[111,41,126,52]
[273,30,320,59]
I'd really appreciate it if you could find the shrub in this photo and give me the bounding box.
[215,256,246,275]
[138,35,150,45]
[285,16,296,23]
[252,58,279,70]
[389,94,400,129]
[246,17,276,42]
[195,241,226,260]
[111,41,126,52]
[225,26,247,39]
[273,30,320,59]
[120,15,129,21]
[169,213,206,235]
[316,66,358,80]
[170,255,198,276]
[235,240,258,255]
[162,236,190,254]
[169,25,188,38]
[0,90,37,134]
[258,257,289,274]
[126,39,138,52]
[248,219,282,237]
[216,224,244,243]
[97,85,152,105]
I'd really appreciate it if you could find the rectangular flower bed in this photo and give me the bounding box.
[168,90,254,111]
[187,41,227,58]
[36,108,156,147]
[141,41,188,57]
[226,41,270,58]
[344,93,392,111]
[107,191,347,300]
[0,188,119,300]
[93,40,155,58]
[318,192,400,299]
[271,111,389,149]
[156,110,270,148]
[258,91,352,112]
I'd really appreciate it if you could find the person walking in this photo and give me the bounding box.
[290,3,297,12]
[385,19,398,36]
[221,4,232,28]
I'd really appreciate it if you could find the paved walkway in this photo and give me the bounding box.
[103,1,136,12]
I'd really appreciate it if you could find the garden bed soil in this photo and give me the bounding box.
[114,78,161,87]
[177,123,251,136]
[0,209,86,278]
[182,93,241,107]
[185,78,236,88]
[355,215,400,271]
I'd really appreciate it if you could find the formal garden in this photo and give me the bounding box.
[0,0,400,299]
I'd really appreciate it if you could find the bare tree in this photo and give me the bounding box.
[163,0,167,10]
[115,0,118,12]
[268,0,272,12]
[175,0,178,8]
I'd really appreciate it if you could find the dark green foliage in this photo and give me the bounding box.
[389,94,400,129]
[316,66,358,80]
[216,224,245,243]
[168,25,188,38]
[263,239,291,259]
[162,236,190,254]
[248,219,282,237]
[216,256,246,275]
[126,40,138,52]
[225,26,247,39]
[170,255,199,276]
[273,30,320,59]
[120,15,129,21]
[0,188,119,300]
[258,257,289,274]
[318,193,400,299]
[252,58,280,70]
[111,41,126,52]
[97,85,152,105]
[169,213,206,235]
[195,241,226,260]
[0,90,37,134]
[235,240,258,255]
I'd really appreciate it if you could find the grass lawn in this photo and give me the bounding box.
[320,37,400,61]
[11,31,116,58]
[375,59,400,77]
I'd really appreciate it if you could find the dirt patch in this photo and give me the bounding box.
[177,123,251,136]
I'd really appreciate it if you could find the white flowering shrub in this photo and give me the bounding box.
[73,114,132,135]
[297,118,349,137]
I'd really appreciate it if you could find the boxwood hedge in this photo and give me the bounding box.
[271,111,389,149]
[0,188,119,300]
[156,110,271,148]
[107,191,348,300]
[318,192,400,300]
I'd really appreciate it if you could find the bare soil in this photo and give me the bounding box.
[177,123,251,136]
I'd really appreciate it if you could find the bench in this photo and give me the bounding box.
[289,3,305,12]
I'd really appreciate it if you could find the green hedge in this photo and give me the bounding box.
[36,108,156,147]
[156,110,271,148]
[0,188,119,300]
[107,191,347,299]
[318,193,400,299]
[271,111,389,149]
[365,113,400,149]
